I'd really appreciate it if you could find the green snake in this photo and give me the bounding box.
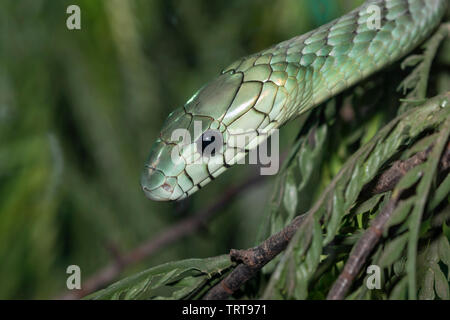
[141,0,447,201]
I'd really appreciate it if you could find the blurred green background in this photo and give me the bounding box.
[0,0,365,299]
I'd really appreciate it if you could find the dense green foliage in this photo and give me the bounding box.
[1,0,448,299]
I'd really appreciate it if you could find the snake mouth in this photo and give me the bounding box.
[141,165,179,201]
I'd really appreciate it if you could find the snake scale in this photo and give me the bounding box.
[141,0,447,201]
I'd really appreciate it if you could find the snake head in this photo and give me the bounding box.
[142,63,287,201]
[141,71,241,201]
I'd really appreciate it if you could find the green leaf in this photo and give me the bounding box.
[283,171,298,220]
[393,257,406,277]
[398,24,449,113]
[390,277,408,300]
[400,54,424,70]
[432,264,449,300]
[384,197,415,231]
[406,116,450,299]
[378,233,409,268]
[395,164,425,191]
[428,174,450,212]
[418,268,435,300]
[258,111,327,244]
[86,255,233,300]
[264,93,449,299]
[323,185,345,245]
[438,235,450,268]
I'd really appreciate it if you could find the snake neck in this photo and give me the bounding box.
[222,0,447,127]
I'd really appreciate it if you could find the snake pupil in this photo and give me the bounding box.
[198,130,222,157]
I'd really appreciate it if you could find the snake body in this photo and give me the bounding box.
[142,0,447,201]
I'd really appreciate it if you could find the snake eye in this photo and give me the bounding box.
[197,129,223,157]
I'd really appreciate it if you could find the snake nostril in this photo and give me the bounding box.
[162,183,173,192]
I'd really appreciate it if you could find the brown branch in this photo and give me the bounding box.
[372,142,450,194]
[372,148,431,194]
[60,140,448,300]
[58,173,265,300]
[203,142,450,300]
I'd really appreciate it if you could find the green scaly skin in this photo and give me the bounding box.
[141,0,447,201]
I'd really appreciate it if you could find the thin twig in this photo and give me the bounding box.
[204,214,307,300]
[58,173,265,300]
[328,141,450,300]
[399,23,450,111]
